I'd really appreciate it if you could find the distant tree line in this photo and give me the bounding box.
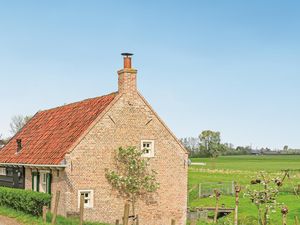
[180,130,252,158]
[181,131,300,158]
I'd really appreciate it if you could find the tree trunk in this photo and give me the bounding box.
[263,208,269,225]
[211,157,216,169]
[132,195,136,225]
[257,206,263,225]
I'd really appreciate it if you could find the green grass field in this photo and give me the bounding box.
[0,206,109,225]
[189,155,300,225]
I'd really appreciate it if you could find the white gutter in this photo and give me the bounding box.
[0,162,67,169]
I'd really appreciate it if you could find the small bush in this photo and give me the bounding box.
[0,187,51,216]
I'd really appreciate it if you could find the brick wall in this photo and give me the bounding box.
[24,69,188,225]
[25,168,68,216]
[63,91,188,225]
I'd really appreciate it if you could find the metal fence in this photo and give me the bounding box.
[198,181,235,197]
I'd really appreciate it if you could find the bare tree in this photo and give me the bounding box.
[0,134,5,148]
[9,115,32,135]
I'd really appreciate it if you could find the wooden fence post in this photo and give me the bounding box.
[42,205,47,223]
[123,203,130,225]
[234,185,241,225]
[198,183,201,197]
[51,190,60,225]
[79,194,84,225]
[295,215,299,225]
[214,190,221,223]
[136,215,139,225]
[191,220,197,225]
[115,219,119,225]
[171,219,176,225]
[281,206,288,225]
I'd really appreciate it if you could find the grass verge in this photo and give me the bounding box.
[0,205,110,225]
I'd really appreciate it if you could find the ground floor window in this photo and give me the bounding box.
[0,167,6,176]
[32,171,51,194]
[78,190,94,208]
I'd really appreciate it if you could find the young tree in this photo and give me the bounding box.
[180,137,200,157]
[105,147,159,222]
[199,130,225,158]
[9,115,32,135]
[245,171,289,225]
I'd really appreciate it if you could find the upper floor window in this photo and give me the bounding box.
[141,140,155,157]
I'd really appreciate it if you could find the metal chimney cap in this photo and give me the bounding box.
[121,53,133,57]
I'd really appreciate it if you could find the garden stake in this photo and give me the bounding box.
[171,219,176,225]
[115,219,119,225]
[123,203,130,225]
[234,185,241,225]
[79,194,84,225]
[214,189,221,223]
[42,206,47,223]
[295,215,299,225]
[190,219,197,225]
[51,190,60,225]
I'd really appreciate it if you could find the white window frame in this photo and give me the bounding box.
[78,190,94,209]
[0,167,6,176]
[33,174,38,192]
[40,172,47,193]
[141,140,155,158]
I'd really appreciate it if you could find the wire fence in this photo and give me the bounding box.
[198,181,235,197]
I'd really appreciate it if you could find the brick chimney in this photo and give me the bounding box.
[16,139,22,153]
[118,53,137,94]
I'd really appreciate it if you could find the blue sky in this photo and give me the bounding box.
[0,1,300,149]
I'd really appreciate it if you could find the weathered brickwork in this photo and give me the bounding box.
[25,67,188,225]
[62,88,188,225]
[25,168,68,216]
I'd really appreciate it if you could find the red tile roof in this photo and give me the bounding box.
[0,92,117,165]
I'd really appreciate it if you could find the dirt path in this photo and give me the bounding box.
[0,215,22,225]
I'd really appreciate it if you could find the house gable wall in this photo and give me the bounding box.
[63,92,188,225]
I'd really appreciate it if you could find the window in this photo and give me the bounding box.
[78,190,94,208]
[32,171,52,194]
[0,167,6,176]
[32,172,39,192]
[6,168,13,176]
[40,173,47,193]
[141,140,155,157]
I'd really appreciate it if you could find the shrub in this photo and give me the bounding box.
[0,187,51,216]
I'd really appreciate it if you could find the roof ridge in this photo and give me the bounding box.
[40,91,118,113]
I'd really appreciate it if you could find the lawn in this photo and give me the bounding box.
[0,205,109,225]
[189,155,300,225]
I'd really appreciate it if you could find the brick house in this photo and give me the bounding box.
[0,54,188,225]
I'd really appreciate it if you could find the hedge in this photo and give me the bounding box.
[0,187,51,216]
